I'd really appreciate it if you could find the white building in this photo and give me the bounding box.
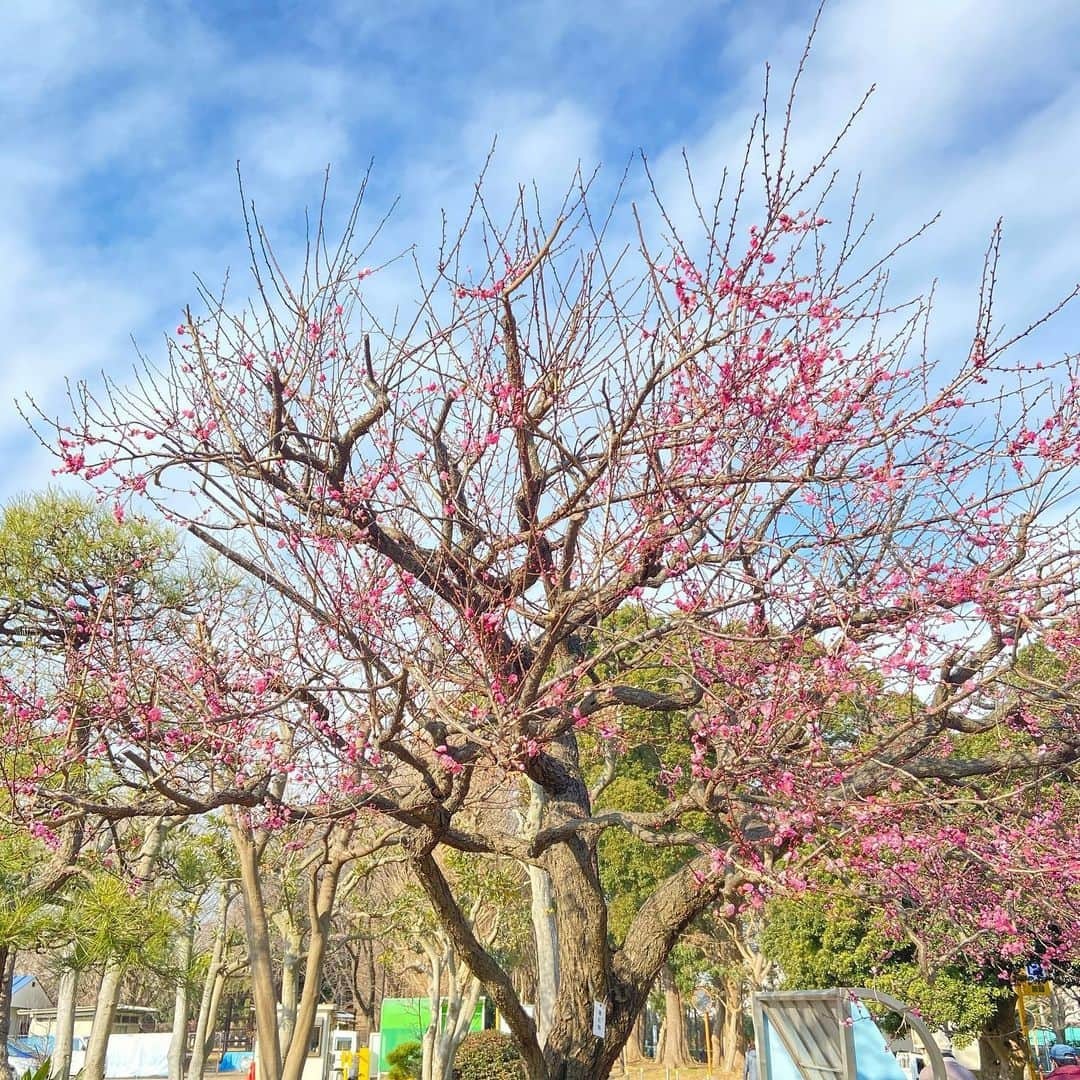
[10,975,51,1037]
[24,1005,157,1041]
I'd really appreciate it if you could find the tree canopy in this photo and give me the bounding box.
[9,123,1080,1079]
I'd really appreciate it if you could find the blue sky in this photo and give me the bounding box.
[4,0,1080,495]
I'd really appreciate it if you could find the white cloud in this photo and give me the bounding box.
[462,97,601,199]
[2,0,1078,501]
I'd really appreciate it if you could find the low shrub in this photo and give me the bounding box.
[453,1031,523,1079]
[387,1039,422,1080]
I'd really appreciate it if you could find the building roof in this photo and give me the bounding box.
[27,1006,156,1017]
[12,976,52,1012]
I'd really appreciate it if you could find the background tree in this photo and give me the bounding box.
[323,893,388,1042]
[80,818,171,1080]
[225,811,357,1080]
[761,890,1029,1080]
[158,825,238,1080]
[762,890,1004,1037]
[184,880,243,1080]
[0,833,65,1080]
[0,493,199,1080]
[376,855,527,1080]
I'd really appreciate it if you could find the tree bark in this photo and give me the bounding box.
[188,889,232,1080]
[719,971,744,1076]
[711,1026,725,1077]
[420,943,443,1080]
[656,964,690,1068]
[526,782,559,1051]
[0,947,16,1080]
[168,912,197,1080]
[346,930,377,1040]
[978,994,1027,1080]
[83,963,124,1080]
[51,965,79,1080]
[276,917,302,1059]
[280,849,345,1080]
[541,842,609,1079]
[528,865,560,1051]
[623,1011,646,1065]
[228,814,282,1080]
[536,737,612,1080]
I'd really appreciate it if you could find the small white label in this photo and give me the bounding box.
[592,1001,606,1038]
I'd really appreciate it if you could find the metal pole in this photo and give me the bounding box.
[704,1009,713,1077]
[1016,983,1040,1080]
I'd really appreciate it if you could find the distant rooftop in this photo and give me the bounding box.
[26,1005,156,1017]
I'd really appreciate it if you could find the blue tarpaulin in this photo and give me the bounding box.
[6,1037,50,1080]
[9,1036,53,1057]
[219,1051,255,1072]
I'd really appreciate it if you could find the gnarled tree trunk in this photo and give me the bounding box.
[413,733,732,1080]
[978,994,1027,1080]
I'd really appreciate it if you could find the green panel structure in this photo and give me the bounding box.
[377,997,485,1073]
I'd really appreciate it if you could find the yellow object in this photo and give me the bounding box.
[339,1049,370,1080]
[1016,980,1053,1080]
[703,1010,713,1074]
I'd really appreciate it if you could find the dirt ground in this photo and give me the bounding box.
[612,1066,738,1079]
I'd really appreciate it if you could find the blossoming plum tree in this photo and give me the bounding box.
[21,128,1080,1079]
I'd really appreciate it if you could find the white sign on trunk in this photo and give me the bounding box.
[592,1001,606,1039]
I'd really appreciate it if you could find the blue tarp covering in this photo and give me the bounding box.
[219,1051,255,1072]
[9,1036,53,1057]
